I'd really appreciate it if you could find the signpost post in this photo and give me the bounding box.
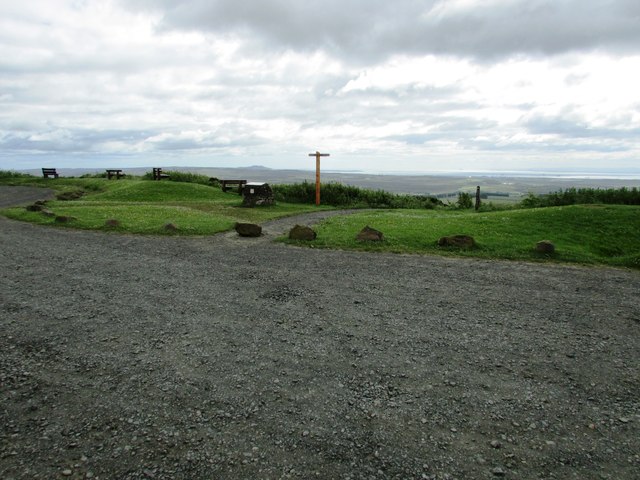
[308,151,330,206]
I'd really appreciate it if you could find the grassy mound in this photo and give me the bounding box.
[288,205,640,269]
[1,177,325,235]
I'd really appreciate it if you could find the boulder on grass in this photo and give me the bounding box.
[438,235,476,249]
[54,215,76,224]
[56,190,84,201]
[235,222,262,237]
[289,225,317,241]
[535,240,555,254]
[105,219,121,228]
[163,222,178,232]
[356,226,384,242]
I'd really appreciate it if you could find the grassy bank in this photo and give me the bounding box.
[285,205,640,269]
[3,173,639,268]
[0,176,327,235]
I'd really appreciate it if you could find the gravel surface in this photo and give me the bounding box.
[1,187,639,479]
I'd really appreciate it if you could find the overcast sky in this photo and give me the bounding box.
[1,0,640,175]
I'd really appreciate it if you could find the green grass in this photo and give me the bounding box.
[2,173,639,269]
[0,177,328,235]
[285,205,640,269]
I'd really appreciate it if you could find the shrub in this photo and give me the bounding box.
[456,192,473,209]
[0,170,34,180]
[520,187,640,208]
[143,170,213,186]
[272,181,443,209]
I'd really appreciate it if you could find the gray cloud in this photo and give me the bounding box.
[524,114,640,140]
[125,0,640,62]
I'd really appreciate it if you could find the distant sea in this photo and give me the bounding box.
[327,170,640,180]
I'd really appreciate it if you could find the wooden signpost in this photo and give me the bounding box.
[308,151,330,206]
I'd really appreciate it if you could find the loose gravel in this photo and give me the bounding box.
[1,188,639,479]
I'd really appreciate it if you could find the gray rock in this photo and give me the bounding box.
[289,225,317,241]
[41,209,56,217]
[356,226,384,242]
[235,222,262,237]
[242,183,275,207]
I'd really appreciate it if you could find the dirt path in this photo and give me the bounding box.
[223,209,362,242]
[0,185,55,208]
[1,187,639,479]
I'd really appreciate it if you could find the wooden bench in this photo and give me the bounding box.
[152,167,170,180]
[221,179,247,194]
[106,169,125,180]
[42,168,59,178]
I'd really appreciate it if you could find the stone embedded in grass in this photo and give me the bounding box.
[41,209,56,217]
[289,224,317,241]
[54,215,76,223]
[26,204,43,212]
[163,222,178,232]
[56,190,84,201]
[105,219,121,228]
[356,226,384,242]
[235,222,262,237]
[438,235,476,249]
[535,240,555,254]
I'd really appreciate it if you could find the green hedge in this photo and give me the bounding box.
[272,181,443,209]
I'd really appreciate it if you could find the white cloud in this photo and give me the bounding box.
[0,0,639,174]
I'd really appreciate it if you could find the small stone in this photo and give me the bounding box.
[26,203,43,212]
[619,417,630,423]
[62,469,72,476]
[545,440,556,446]
[492,466,506,476]
[535,240,555,254]
[302,430,309,437]
[490,440,502,449]
[356,226,384,242]
[105,219,121,228]
[437,235,475,249]
[163,222,178,232]
[289,225,317,241]
[54,215,76,224]
[41,209,56,217]
[235,222,262,237]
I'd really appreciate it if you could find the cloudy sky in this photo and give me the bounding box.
[1,0,640,175]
